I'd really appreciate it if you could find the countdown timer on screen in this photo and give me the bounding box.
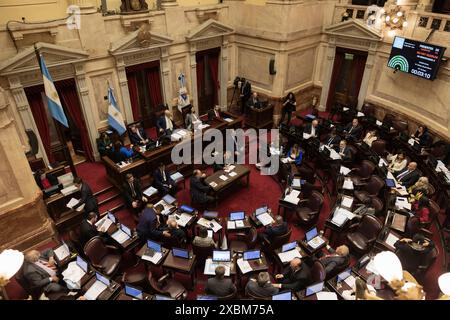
[387,36,446,80]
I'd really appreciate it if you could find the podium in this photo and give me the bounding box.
[245,104,274,129]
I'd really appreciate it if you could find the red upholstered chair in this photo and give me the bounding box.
[310,260,326,283]
[148,271,187,300]
[354,175,385,204]
[83,236,122,277]
[349,160,376,186]
[229,227,258,253]
[296,191,324,226]
[192,243,214,269]
[371,196,384,214]
[345,214,383,255]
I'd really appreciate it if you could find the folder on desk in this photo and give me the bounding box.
[142,251,163,264]
[143,186,158,197]
[385,232,400,249]
[227,221,236,230]
[342,179,354,190]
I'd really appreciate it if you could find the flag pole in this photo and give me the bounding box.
[34,43,77,177]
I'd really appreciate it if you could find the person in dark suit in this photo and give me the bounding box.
[413,125,431,147]
[111,142,126,163]
[280,92,296,125]
[190,169,215,205]
[246,92,261,112]
[79,211,108,247]
[239,78,252,114]
[129,125,149,146]
[394,234,435,274]
[344,118,363,142]
[319,245,350,276]
[96,132,113,157]
[338,140,353,162]
[153,162,177,196]
[23,249,68,298]
[136,204,171,241]
[164,218,187,244]
[205,266,236,297]
[208,105,222,121]
[323,127,341,151]
[396,162,420,188]
[262,216,288,240]
[73,178,98,215]
[123,173,147,214]
[303,119,320,139]
[156,110,175,136]
[245,272,279,298]
[274,257,311,291]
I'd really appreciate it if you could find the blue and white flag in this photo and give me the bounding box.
[38,54,69,128]
[107,86,127,136]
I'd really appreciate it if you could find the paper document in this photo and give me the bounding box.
[329,148,341,160]
[228,165,236,171]
[308,237,325,249]
[343,107,349,111]
[341,196,354,209]
[340,166,351,176]
[224,118,233,123]
[395,197,411,210]
[67,198,80,209]
[235,220,245,228]
[111,229,130,244]
[229,171,237,177]
[336,207,355,220]
[173,213,193,227]
[227,221,236,230]
[284,189,300,205]
[143,186,158,197]
[209,181,218,188]
[84,281,107,301]
[303,133,312,140]
[237,259,253,274]
[219,175,228,181]
[376,120,383,126]
[292,178,302,188]
[408,138,416,146]
[278,249,302,263]
[197,217,222,233]
[378,158,388,167]
[395,186,409,196]
[385,233,399,248]
[62,261,85,290]
[257,213,274,226]
[331,211,348,227]
[342,179,354,190]
[142,252,163,264]
[357,112,365,117]
[170,172,183,182]
[344,275,356,288]
[316,292,338,300]
[54,244,70,262]
[61,185,78,196]
[204,259,231,276]
[95,217,113,232]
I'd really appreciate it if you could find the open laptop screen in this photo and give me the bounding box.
[255,206,268,216]
[107,211,116,224]
[282,241,297,252]
[272,291,292,300]
[95,272,110,287]
[305,227,318,241]
[162,194,176,205]
[337,268,352,282]
[213,250,231,262]
[229,211,245,221]
[76,256,88,273]
[306,282,324,296]
[147,240,162,253]
[120,224,132,237]
[180,205,195,214]
[172,247,189,259]
[125,284,143,300]
[243,250,260,261]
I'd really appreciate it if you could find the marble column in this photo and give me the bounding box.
[356,44,377,109]
[220,38,229,109]
[160,0,178,9]
[0,87,55,251]
[161,47,172,105]
[319,40,337,111]
[116,57,135,124]
[189,46,199,115]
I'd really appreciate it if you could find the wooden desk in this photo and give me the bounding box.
[81,277,121,300]
[162,250,196,289]
[103,156,149,191]
[236,253,269,289]
[115,291,154,300]
[224,217,252,233]
[245,104,274,129]
[106,224,141,252]
[136,245,170,266]
[221,111,244,130]
[205,165,250,203]
[45,190,83,232]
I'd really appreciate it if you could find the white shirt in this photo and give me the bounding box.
[165,116,173,130]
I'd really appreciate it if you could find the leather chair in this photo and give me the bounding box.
[383,113,395,124]
[229,227,258,253]
[354,175,385,204]
[403,216,433,238]
[371,139,387,157]
[162,235,187,250]
[310,260,326,283]
[345,214,383,255]
[428,184,436,197]
[122,262,149,291]
[260,228,292,255]
[296,191,324,226]
[83,236,122,277]
[192,243,214,269]
[361,103,375,117]
[371,196,384,214]
[68,228,84,257]
[349,160,376,186]
[148,271,187,300]
[414,245,439,281]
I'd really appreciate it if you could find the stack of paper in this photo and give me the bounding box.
[278,249,302,263]
[67,198,84,211]
[142,252,163,264]
[229,171,237,177]
[331,211,348,227]
[336,207,355,220]
[341,196,354,209]
[54,244,70,262]
[95,217,113,232]
[237,259,253,274]
[111,229,130,244]
[84,281,107,301]
[209,181,218,188]
[227,221,236,230]
[155,200,174,215]
[342,179,354,190]
[257,213,274,226]
[170,172,183,183]
[61,185,78,196]
[283,189,300,205]
[340,166,351,176]
[329,148,341,160]
[62,261,85,290]
[316,292,338,300]
[173,213,193,228]
[219,175,228,181]
[143,186,158,197]
[197,218,222,233]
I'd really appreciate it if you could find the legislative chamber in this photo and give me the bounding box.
[0,0,450,305]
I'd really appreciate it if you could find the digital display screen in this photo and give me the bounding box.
[388,36,446,80]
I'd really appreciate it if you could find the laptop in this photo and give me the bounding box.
[272,291,292,300]
[243,250,261,261]
[281,241,297,252]
[337,268,352,282]
[213,250,231,263]
[124,284,144,300]
[179,204,195,214]
[172,247,190,259]
[111,224,132,244]
[76,255,89,274]
[107,211,117,224]
[145,240,162,257]
[385,178,396,188]
[305,281,324,296]
[255,206,268,216]
[84,272,111,300]
[197,295,218,300]
[229,211,245,221]
[255,205,274,226]
[305,227,325,249]
[162,194,176,205]
[203,211,218,219]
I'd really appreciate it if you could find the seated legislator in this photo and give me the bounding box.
[261,216,288,240]
[323,127,341,151]
[73,177,98,215]
[245,272,279,298]
[387,151,408,174]
[338,140,353,162]
[394,234,435,274]
[343,118,363,142]
[192,226,217,248]
[412,125,432,147]
[287,143,303,165]
[157,110,175,136]
[79,211,108,246]
[274,257,311,291]
[363,130,378,147]
[190,170,215,205]
[246,92,261,112]
[395,162,420,188]
[23,249,68,299]
[164,218,187,244]
[136,204,171,241]
[303,119,320,140]
[185,108,200,131]
[412,196,431,224]
[280,92,297,125]
[111,142,126,163]
[115,141,135,160]
[97,132,113,157]
[408,177,431,202]
[205,266,237,297]
[129,124,149,146]
[123,173,147,214]
[153,162,177,196]
[318,245,350,276]
[208,105,222,121]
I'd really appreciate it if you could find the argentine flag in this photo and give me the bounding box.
[107,86,127,136]
[38,54,69,128]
